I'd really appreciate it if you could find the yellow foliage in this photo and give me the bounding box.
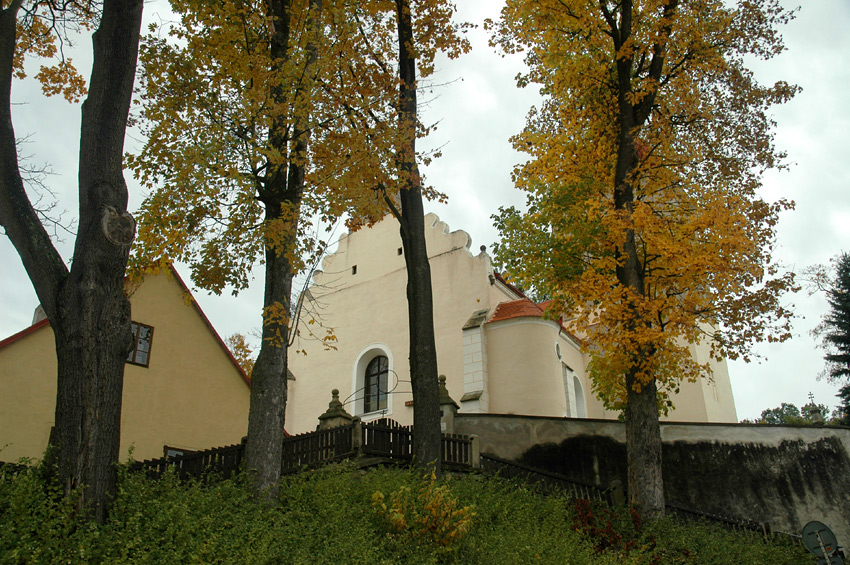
[225,333,255,379]
[7,2,96,101]
[372,473,475,551]
[127,1,470,361]
[122,0,473,401]
[262,301,290,348]
[492,0,799,411]
[129,0,469,294]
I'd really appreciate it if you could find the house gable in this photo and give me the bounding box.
[0,267,250,462]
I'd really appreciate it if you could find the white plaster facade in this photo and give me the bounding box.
[284,213,738,433]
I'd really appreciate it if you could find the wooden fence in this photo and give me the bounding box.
[280,423,356,474]
[357,419,473,470]
[281,418,475,472]
[0,461,28,478]
[129,442,245,481]
[361,419,412,460]
[128,419,478,480]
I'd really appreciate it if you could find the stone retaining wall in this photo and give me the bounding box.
[455,413,850,543]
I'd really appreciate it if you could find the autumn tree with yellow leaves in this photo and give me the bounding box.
[130,0,467,489]
[0,0,143,521]
[491,0,798,516]
[226,333,256,379]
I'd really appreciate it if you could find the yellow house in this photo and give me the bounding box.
[285,213,737,434]
[0,268,251,463]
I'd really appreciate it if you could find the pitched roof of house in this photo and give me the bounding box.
[492,271,524,299]
[0,266,250,387]
[0,318,50,349]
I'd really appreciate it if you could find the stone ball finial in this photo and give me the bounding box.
[318,388,353,427]
[480,245,486,253]
[438,374,459,409]
[327,389,342,409]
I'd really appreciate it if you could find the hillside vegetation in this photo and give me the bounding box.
[0,461,807,564]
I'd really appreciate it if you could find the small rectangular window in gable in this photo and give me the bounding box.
[127,321,154,367]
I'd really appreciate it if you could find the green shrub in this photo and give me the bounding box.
[0,461,810,564]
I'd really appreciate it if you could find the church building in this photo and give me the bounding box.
[284,213,737,434]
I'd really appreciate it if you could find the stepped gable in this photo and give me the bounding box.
[310,213,479,289]
[424,212,474,256]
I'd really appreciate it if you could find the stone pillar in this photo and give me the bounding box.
[317,389,354,430]
[469,434,480,469]
[439,375,459,434]
[608,479,625,507]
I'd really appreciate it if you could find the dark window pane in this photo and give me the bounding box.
[365,355,388,413]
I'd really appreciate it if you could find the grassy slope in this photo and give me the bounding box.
[0,462,809,564]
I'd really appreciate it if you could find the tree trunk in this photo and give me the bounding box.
[608,0,674,519]
[245,208,297,496]
[613,170,664,516]
[391,0,442,477]
[0,0,142,522]
[612,140,664,517]
[52,271,132,523]
[624,369,664,515]
[244,0,320,497]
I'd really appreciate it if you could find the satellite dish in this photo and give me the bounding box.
[802,521,843,564]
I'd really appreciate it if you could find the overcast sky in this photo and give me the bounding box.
[1,0,848,421]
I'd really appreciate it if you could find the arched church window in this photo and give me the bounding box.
[364,355,388,413]
[573,375,587,418]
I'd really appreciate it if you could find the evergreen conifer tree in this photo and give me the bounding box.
[834,384,850,426]
[819,252,850,422]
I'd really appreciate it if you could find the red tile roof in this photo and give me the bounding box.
[486,298,545,324]
[485,297,585,347]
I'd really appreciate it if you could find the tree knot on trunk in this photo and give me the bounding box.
[101,205,136,246]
